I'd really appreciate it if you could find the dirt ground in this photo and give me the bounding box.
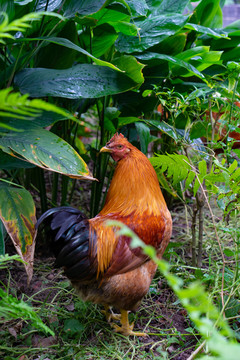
[0,200,199,360]
[0,175,199,359]
[0,247,197,360]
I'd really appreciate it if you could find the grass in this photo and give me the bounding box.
[1,204,240,359]
[0,260,196,360]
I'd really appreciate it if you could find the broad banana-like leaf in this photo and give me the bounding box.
[137,52,206,82]
[31,37,122,71]
[112,55,145,84]
[0,129,96,180]
[0,184,36,283]
[116,14,188,53]
[184,23,229,39]
[15,64,137,99]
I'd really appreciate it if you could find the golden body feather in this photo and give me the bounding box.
[72,134,172,320]
[38,133,172,336]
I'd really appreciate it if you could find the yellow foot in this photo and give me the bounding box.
[101,305,121,322]
[112,322,147,337]
[111,309,147,337]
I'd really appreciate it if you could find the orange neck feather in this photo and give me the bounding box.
[99,144,167,217]
[90,144,170,275]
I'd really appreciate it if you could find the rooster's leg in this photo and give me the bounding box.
[102,305,121,322]
[112,309,147,337]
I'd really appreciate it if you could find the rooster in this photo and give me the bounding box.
[36,133,172,336]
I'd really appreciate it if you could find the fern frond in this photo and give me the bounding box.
[0,88,74,130]
[150,154,193,186]
[0,11,64,45]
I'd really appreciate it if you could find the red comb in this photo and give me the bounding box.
[107,133,125,144]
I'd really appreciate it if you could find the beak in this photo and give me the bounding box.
[99,146,112,153]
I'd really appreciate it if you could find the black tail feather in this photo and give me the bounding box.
[36,207,97,281]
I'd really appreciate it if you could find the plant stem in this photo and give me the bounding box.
[191,202,198,267]
[61,175,69,206]
[38,168,47,213]
[52,172,59,206]
[197,193,205,268]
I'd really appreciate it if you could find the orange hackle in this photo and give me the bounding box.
[90,133,171,275]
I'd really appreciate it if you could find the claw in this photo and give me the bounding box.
[112,309,147,337]
[102,305,121,322]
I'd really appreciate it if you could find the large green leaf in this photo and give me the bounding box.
[172,47,223,76]
[175,46,211,62]
[31,36,122,71]
[191,0,221,28]
[89,7,138,35]
[116,14,188,53]
[118,116,142,128]
[77,26,118,59]
[36,21,78,69]
[136,52,206,81]
[35,0,62,12]
[152,0,190,14]
[63,0,107,18]
[112,55,145,84]
[0,149,35,169]
[145,120,179,141]
[221,47,240,62]
[184,23,229,39]
[89,6,130,25]
[126,0,149,16]
[0,129,95,180]
[14,64,138,99]
[0,183,36,283]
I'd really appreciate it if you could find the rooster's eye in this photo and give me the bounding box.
[117,145,123,149]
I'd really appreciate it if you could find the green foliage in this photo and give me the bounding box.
[0,254,54,336]
[0,11,63,44]
[109,221,240,359]
[0,87,74,127]
[0,0,240,356]
[151,153,240,211]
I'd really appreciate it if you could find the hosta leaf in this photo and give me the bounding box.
[0,184,36,283]
[135,122,157,154]
[15,64,138,99]
[191,0,221,28]
[184,23,229,39]
[89,7,130,25]
[31,37,122,71]
[116,14,188,53]
[78,27,118,59]
[35,0,62,12]
[0,129,95,180]
[145,120,179,141]
[112,55,145,84]
[137,52,206,81]
[63,0,108,18]
[174,46,210,62]
[126,0,149,16]
[153,0,190,14]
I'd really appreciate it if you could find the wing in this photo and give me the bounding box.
[36,207,98,281]
[89,210,171,278]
